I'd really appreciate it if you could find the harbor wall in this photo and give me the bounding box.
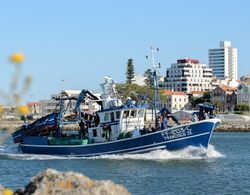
[1,114,250,133]
[214,114,250,132]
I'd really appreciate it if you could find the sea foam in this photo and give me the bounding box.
[87,144,224,160]
[0,144,224,161]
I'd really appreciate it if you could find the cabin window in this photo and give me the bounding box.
[138,109,144,117]
[116,111,121,119]
[130,110,137,118]
[123,110,129,118]
[104,113,109,121]
[93,129,97,137]
[110,112,115,122]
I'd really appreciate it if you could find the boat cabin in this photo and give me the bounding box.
[87,107,145,143]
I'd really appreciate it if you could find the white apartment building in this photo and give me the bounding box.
[164,58,212,92]
[132,74,164,87]
[211,76,240,89]
[209,41,238,80]
[132,75,146,86]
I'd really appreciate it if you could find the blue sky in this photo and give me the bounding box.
[0,1,249,103]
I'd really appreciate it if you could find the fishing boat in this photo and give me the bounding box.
[12,49,220,157]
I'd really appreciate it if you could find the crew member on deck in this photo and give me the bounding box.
[103,124,112,141]
[79,119,87,139]
[140,126,147,135]
[161,111,168,130]
[132,126,140,137]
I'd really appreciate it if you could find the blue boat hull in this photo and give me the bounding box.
[19,119,220,156]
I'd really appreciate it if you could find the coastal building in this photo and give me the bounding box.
[39,99,58,116]
[211,76,239,89]
[240,75,250,83]
[131,74,164,87]
[131,75,146,86]
[162,90,188,112]
[0,105,17,120]
[164,58,212,92]
[27,102,41,115]
[210,85,237,112]
[187,91,205,99]
[209,41,238,80]
[39,90,101,116]
[237,83,250,107]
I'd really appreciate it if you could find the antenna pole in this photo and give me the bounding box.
[148,46,161,129]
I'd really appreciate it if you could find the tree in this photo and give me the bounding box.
[234,103,249,113]
[126,58,134,84]
[115,83,167,109]
[189,92,211,108]
[116,83,153,104]
[144,69,154,87]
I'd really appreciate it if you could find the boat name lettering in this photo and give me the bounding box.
[122,120,142,129]
[161,126,192,140]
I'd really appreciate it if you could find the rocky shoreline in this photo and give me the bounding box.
[215,122,250,132]
[0,169,130,195]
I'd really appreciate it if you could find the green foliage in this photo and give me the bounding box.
[214,101,224,112]
[234,103,249,113]
[126,58,134,84]
[115,83,167,108]
[189,92,211,107]
[144,69,154,87]
[203,92,211,100]
[116,83,153,103]
[160,92,169,105]
[20,115,27,122]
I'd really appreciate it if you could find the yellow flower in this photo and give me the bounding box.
[3,188,13,195]
[0,105,3,114]
[17,105,30,115]
[10,53,25,63]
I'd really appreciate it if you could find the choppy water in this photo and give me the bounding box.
[0,132,250,194]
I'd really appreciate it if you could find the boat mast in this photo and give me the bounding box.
[148,46,161,129]
[58,97,64,135]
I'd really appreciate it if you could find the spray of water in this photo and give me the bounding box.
[0,144,224,161]
[87,144,224,160]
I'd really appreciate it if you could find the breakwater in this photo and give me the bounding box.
[215,121,250,132]
[1,117,250,134]
[215,114,250,132]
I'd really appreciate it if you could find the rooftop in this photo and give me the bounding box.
[162,90,187,96]
[188,91,206,95]
[219,85,237,92]
[177,58,199,64]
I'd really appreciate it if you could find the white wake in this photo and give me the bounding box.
[0,144,224,161]
[87,144,224,160]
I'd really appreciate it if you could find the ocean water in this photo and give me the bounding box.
[0,132,250,194]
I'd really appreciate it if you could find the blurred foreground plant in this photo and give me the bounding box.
[0,53,32,143]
